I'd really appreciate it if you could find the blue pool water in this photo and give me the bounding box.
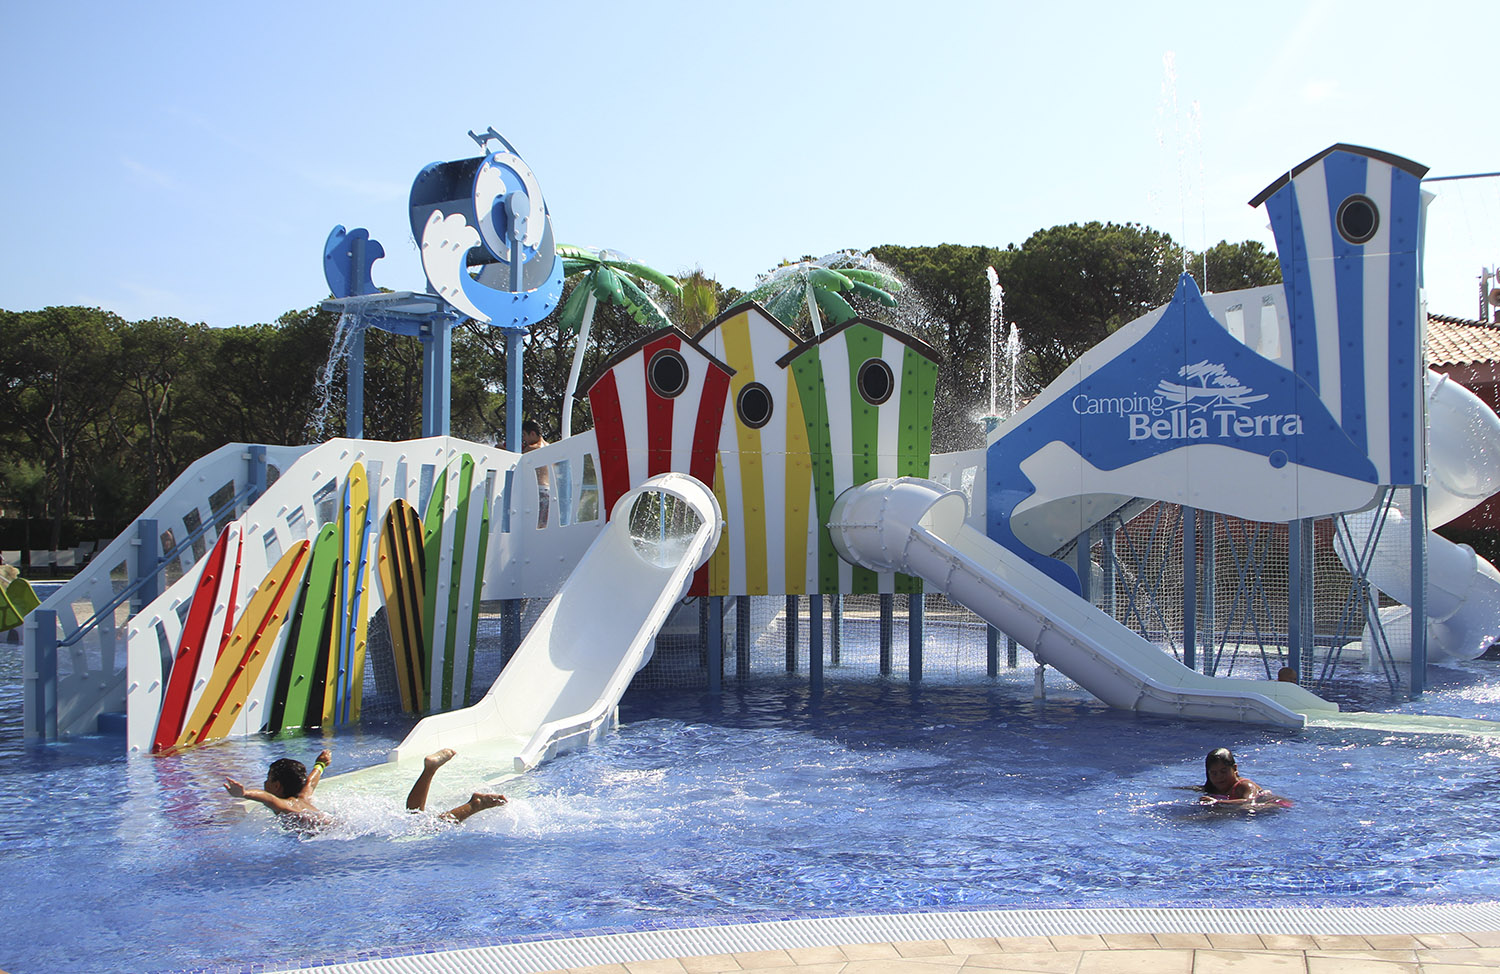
[4,645,1500,974]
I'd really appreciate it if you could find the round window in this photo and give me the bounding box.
[736,382,774,429]
[1336,194,1379,245]
[647,348,689,398]
[857,358,894,405]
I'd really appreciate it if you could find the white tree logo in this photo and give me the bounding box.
[1155,360,1268,411]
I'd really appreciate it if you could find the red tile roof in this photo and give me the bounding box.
[1427,312,1500,367]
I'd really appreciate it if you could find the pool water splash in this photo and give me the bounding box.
[5,653,1500,972]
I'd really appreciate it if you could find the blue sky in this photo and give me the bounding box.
[2,1,1496,328]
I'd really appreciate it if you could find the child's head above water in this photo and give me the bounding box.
[265,758,308,797]
[1203,747,1238,793]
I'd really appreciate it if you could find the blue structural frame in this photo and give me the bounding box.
[320,130,562,444]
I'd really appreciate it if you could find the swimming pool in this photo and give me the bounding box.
[4,643,1500,974]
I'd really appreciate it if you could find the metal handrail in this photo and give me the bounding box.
[56,484,259,649]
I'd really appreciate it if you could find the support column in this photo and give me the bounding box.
[1287,518,1302,681]
[1410,486,1428,696]
[879,594,893,676]
[346,326,365,439]
[1100,521,1117,620]
[133,519,160,614]
[830,595,842,667]
[809,594,824,694]
[1076,524,1092,604]
[25,609,58,740]
[785,595,798,673]
[421,318,453,438]
[986,624,999,678]
[1183,507,1197,670]
[1202,513,1216,674]
[908,591,923,682]
[708,596,724,694]
[736,595,751,681]
[246,446,268,505]
[504,328,524,452]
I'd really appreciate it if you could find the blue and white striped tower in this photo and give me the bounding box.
[1250,144,1430,487]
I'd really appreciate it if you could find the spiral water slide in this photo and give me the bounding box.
[831,477,1337,728]
[390,472,721,770]
[1340,371,1500,662]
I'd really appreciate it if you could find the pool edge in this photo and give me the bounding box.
[263,903,1500,974]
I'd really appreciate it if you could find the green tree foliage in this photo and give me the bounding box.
[1187,239,1282,294]
[995,222,1187,390]
[667,266,724,337]
[870,243,1007,451]
[0,307,125,546]
[0,225,1281,535]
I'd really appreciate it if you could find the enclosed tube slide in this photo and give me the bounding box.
[1342,370,1500,662]
[392,472,721,770]
[830,477,1338,728]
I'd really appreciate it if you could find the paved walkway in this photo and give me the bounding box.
[547,931,1500,974]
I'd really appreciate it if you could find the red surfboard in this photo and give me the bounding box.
[152,525,235,753]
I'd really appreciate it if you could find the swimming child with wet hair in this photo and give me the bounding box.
[224,748,506,831]
[1199,747,1273,806]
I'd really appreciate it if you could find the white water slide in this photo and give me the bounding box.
[830,477,1338,728]
[1340,370,1500,662]
[390,472,722,770]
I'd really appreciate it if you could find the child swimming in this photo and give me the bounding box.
[1198,747,1291,808]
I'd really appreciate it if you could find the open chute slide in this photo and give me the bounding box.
[390,472,721,770]
[830,477,1338,728]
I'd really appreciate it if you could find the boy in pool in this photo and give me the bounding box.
[1199,747,1287,806]
[223,747,506,829]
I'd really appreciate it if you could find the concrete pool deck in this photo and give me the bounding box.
[275,905,1500,974]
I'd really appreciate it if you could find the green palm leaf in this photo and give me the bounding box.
[617,274,673,330]
[808,267,852,291]
[839,268,904,292]
[813,287,857,325]
[764,287,806,329]
[593,266,625,305]
[612,260,682,296]
[847,279,898,307]
[558,276,594,335]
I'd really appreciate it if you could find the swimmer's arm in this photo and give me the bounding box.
[1200,779,1265,805]
[301,749,332,800]
[224,777,303,815]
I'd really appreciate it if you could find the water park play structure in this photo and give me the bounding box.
[17,138,1500,772]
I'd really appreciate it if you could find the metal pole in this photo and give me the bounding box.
[736,595,751,681]
[907,591,923,682]
[1410,486,1428,695]
[785,595,798,673]
[1076,524,1092,603]
[30,609,58,740]
[1300,518,1315,679]
[1287,519,1302,681]
[246,446,267,505]
[1202,513,1216,675]
[879,594,893,675]
[1183,507,1197,670]
[809,594,824,694]
[986,624,999,678]
[346,326,365,439]
[708,596,724,694]
[133,519,159,614]
[830,594,842,666]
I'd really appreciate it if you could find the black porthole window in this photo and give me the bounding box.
[857,358,894,405]
[1336,194,1379,245]
[736,382,774,429]
[647,348,689,398]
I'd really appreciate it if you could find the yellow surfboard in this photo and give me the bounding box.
[176,540,311,748]
[377,499,426,713]
[324,462,371,726]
